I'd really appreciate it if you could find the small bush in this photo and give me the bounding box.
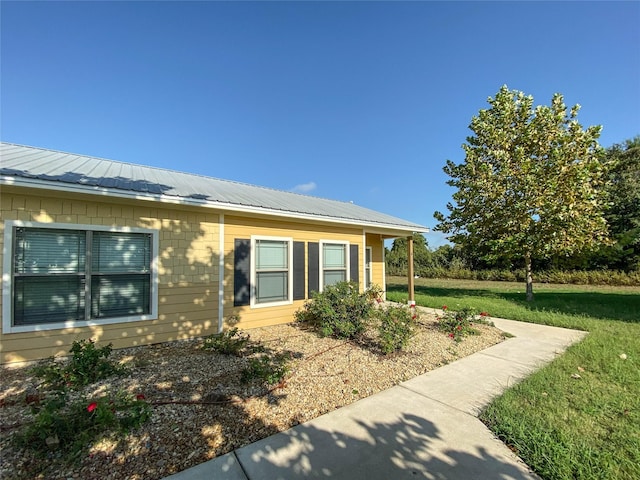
[295,281,374,339]
[241,353,291,385]
[437,306,482,343]
[365,284,385,304]
[17,391,151,457]
[20,339,150,460]
[203,327,251,356]
[31,339,127,391]
[376,304,416,354]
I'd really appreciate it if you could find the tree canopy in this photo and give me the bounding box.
[386,233,432,275]
[434,86,611,300]
[598,137,640,270]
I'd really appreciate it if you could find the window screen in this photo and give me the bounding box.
[11,226,153,326]
[322,243,347,287]
[255,240,289,304]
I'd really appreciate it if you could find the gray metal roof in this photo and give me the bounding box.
[0,142,426,233]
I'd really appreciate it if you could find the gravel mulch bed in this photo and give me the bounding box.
[0,307,507,480]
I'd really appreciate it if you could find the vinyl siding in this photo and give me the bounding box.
[1,189,220,364]
[222,215,364,330]
[1,190,387,364]
[365,233,386,291]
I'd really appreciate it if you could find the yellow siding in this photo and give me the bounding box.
[1,189,389,364]
[365,233,386,291]
[1,190,220,364]
[222,215,364,330]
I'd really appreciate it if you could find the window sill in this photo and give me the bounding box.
[3,313,158,334]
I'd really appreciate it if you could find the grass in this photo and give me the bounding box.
[386,276,640,480]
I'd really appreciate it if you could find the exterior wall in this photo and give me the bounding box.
[365,233,386,291]
[1,189,389,364]
[1,189,220,364]
[223,215,364,330]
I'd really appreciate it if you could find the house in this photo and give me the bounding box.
[0,142,427,364]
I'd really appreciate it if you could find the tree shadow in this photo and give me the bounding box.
[1,177,306,478]
[387,283,640,324]
[234,412,536,479]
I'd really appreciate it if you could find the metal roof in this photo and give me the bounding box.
[0,142,426,233]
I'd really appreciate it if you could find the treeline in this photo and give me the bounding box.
[386,238,640,286]
[386,137,640,286]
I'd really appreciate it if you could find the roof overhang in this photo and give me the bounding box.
[1,176,427,237]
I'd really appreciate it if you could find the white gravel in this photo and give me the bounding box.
[0,307,506,480]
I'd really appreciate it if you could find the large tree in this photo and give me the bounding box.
[599,136,640,270]
[434,86,611,300]
[386,233,432,275]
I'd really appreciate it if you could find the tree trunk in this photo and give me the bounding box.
[525,253,534,302]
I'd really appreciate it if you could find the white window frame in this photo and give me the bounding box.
[2,220,159,334]
[250,235,293,308]
[319,240,350,291]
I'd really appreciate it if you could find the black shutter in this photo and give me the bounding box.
[293,241,305,300]
[308,242,319,296]
[350,244,359,284]
[233,239,251,306]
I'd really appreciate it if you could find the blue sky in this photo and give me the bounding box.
[2,1,639,248]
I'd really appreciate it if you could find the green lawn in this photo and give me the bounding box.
[386,276,640,480]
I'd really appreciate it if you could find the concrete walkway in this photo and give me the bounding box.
[165,316,587,480]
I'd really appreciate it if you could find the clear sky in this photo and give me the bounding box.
[2,1,639,247]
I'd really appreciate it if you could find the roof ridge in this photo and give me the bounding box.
[0,141,358,207]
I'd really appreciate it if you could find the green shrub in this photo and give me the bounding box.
[437,306,486,343]
[376,304,416,354]
[294,281,374,339]
[203,327,251,356]
[365,284,385,304]
[241,353,291,385]
[31,339,127,391]
[17,390,151,458]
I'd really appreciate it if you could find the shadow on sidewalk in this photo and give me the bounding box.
[237,412,535,479]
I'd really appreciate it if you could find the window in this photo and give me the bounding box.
[321,242,348,288]
[4,221,157,332]
[252,237,292,306]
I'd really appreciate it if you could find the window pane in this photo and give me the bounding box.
[323,244,346,268]
[324,270,346,287]
[256,240,288,270]
[15,228,85,274]
[91,274,151,318]
[92,232,151,273]
[13,276,85,325]
[256,272,288,303]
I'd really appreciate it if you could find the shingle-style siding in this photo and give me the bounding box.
[366,233,386,293]
[0,188,220,364]
[222,215,363,330]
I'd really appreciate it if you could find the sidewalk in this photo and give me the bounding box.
[165,317,587,480]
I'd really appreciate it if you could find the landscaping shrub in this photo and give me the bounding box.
[30,338,128,391]
[18,339,150,460]
[18,391,151,457]
[241,353,291,385]
[203,327,251,356]
[376,304,416,354]
[437,306,492,343]
[294,281,374,339]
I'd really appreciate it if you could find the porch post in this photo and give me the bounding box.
[407,235,415,302]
